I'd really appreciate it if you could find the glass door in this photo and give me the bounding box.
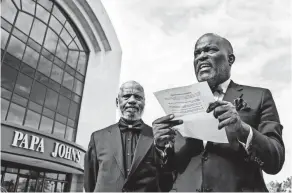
[15,175,28,192]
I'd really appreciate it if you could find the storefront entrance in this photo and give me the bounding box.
[1,161,69,192]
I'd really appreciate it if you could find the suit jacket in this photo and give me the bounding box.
[84,122,168,192]
[166,81,285,192]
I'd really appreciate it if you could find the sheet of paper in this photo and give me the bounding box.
[154,82,228,143]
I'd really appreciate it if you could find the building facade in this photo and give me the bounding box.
[1,0,122,192]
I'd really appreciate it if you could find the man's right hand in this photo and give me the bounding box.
[152,114,183,148]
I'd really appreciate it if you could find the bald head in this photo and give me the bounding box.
[116,81,145,121]
[195,33,233,55]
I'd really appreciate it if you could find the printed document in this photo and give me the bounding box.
[154,82,228,143]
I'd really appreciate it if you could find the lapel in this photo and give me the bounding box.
[108,123,125,177]
[223,80,244,103]
[127,124,153,179]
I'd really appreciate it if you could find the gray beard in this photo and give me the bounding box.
[118,107,144,121]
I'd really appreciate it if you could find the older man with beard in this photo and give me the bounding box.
[84,81,169,192]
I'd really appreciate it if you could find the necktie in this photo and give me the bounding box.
[211,85,224,101]
[118,118,143,131]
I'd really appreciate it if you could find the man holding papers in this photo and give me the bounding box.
[153,33,285,192]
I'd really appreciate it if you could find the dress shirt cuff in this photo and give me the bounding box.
[154,141,170,164]
[238,125,253,152]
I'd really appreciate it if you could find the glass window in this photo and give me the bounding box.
[65,63,75,77]
[36,4,50,23]
[35,72,49,86]
[1,64,18,91]
[2,173,17,192]
[50,64,63,83]
[1,88,12,100]
[44,89,58,110]
[54,57,65,68]
[69,101,78,120]
[6,35,26,60]
[22,46,40,68]
[72,93,81,104]
[42,48,54,62]
[74,37,83,51]
[38,0,53,12]
[21,63,35,78]
[16,176,28,192]
[6,167,18,173]
[30,81,46,105]
[6,102,25,125]
[3,52,22,70]
[65,126,75,141]
[56,182,65,192]
[52,6,66,24]
[48,79,61,92]
[45,173,58,180]
[58,174,66,181]
[24,110,41,130]
[36,178,44,192]
[44,28,58,54]
[63,72,74,90]
[77,52,87,74]
[73,78,83,95]
[53,121,66,138]
[68,40,78,50]
[67,119,75,128]
[28,101,42,114]
[38,56,52,77]
[43,108,55,119]
[60,29,71,45]
[1,18,13,32]
[57,96,70,116]
[22,0,36,15]
[39,116,53,133]
[67,50,79,69]
[75,72,84,82]
[1,98,10,120]
[60,86,72,99]
[27,38,41,53]
[12,27,28,43]
[12,93,28,107]
[56,40,68,62]
[27,179,37,192]
[49,16,62,35]
[14,73,33,98]
[1,0,17,24]
[15,12,33,35]
[43,180,56,192]
[19,169,30,175]
[55,113,66,125]
[1,28,10,49]
[30,19,47,44]
[65,21,76,38]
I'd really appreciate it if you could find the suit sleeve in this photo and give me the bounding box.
[247,89,285,174]
[84,133,99,192]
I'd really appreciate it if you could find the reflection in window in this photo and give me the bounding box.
[1,98,10,120]
[36,178,44,192]
[21,63,35,78]
[15,12,33,35]
[44,89,58,110]
[30,81,46,105]
[1,64,18,91]
[51,64,63,83]
[6,35,26,60]
[39,116,53,134]
[1,88,12,100]
[21,0,36,15]
[38,56,52,77]
[53,121,66,138]
[6,103,25,124]
[69,102,78,120]
[28,101,42,114]
[52,6,66,24]
[73,78,83,95]
[1,28,10,49]
[30,19,47,44]
[2,173,17,192]
[36,4,50,23]
[24,110,41,130]
[27,179,37,192]
[63,72,74,90]
[65,126,75,141]
[16,177,28,192]
[14,73,33,98]
[43,107,55,119]
[44,28,59,54]
[22,46,40,68]
[1,0,17,24]
[57,96,70,116]
[43,180,56,192]
[77,52,87,74]
[56,40,67,62]
[12,93,28,107]
[67,50,79,69]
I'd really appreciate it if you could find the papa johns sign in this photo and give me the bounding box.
[11,131,81,163]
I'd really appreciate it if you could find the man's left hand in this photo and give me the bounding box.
[206,100,250,142]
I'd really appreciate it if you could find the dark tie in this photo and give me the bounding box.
[118,118,143,132]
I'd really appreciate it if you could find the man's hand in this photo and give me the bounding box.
[206,100,250,142]
[152,114,183,148]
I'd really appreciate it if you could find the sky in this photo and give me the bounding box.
[100,0,291,183]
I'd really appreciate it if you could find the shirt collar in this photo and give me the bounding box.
[218,79,231,94]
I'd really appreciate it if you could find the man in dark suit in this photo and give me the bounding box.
[84,81,167,192]
[153,33,285,192]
